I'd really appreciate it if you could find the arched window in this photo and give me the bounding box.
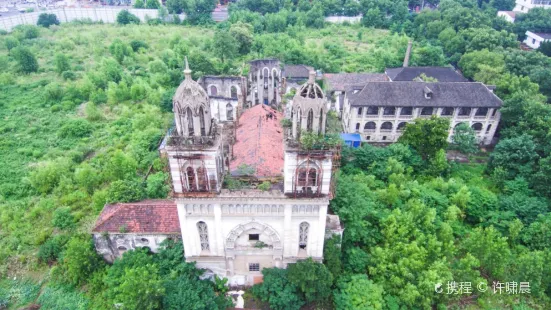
[307,168,317,186]
[230,86,238,98]
[186,167,196,191]
[355,123,360,131]
[421,107,433,115]
[226,103,234,121]
[458,107,471,116]
[197,221,210,251]
[381,122,393,130]
[367,106,379,115]
[441,107,454,116]
[397,122,407,131]
[299,222,309,250]
[197,167,207,191]
[357,107,363,116]
[475,107,488,117]
[209,85,218,96]
[364,122,376,131]
[472,123,483,131]
[400,107,412,116]
[486,124,492,133]
[307,109,314,132]
[186,107,194,136]
[297,168,307,187]
[383,107,395,116]
[199,106,206,136]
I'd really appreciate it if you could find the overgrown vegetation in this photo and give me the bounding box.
[1,0,551,307]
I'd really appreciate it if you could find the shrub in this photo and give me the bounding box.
[84,102,103,122]
[54,53,70,74]
[14,25,40,39]
[11,46,38,73]
[38,235,68,263]
[257,181,271,191]
[44,82,65,101]
[134,0,145,8]
[146,172,170,198]
[61,236,104,286]
[29,160,71,194]
[145,0,160,9]
[52,207,75,230]
[116,10,140,25]
[36,285,90,310]
[4,36,19,52]
[62,71,77,80]
[107,179,146,203]
[130,39,148,52]
[37,13,60,28]
[58,119,93,138]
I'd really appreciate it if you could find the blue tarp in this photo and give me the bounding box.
[340,133,361,148]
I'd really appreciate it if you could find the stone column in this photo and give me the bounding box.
[227,257,234,276]
[214,204,224,256]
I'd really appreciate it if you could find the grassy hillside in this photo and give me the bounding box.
[0,22,409,308]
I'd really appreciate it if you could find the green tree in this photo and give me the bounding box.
[522,213,551,250]
[145,0,160,9]
[461,226,511,280]
[398,116,450,161]
[212,30,239,63]
[490,0,515,10]
[116,10,140,25]
[412,44,447,66]
[52,207,75,230]
[452,123,478,155]
[11,46,39,73]
[538,40,551,57]
[134,0,145,8]
[4,36,19,53]
[61,236,104,286]
[334,275,385,310]
[107,179,146,203]
[287,257,333,304]
[146,172,169,198]
[323,235,343,282]
[458,49,505,79]
[487,134,539,180]
[113,265,164,310]
[163,275,231,309]
[37,13,60,28]
[251,268,304,310]
[230,22,254,55]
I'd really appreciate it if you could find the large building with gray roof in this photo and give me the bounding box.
[341,81,502,145]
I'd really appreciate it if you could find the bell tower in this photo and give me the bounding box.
[165,57,226,195]
[291,70,327,139]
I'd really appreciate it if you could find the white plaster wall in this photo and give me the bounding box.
[210,98,238,122]
[176,199,329,281]
[524,32,548,49]
[344,105,501,145]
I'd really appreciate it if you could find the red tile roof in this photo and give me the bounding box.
[230,104,284,178]
[92,200,180,234]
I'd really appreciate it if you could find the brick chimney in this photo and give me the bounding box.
[403,40,412,68]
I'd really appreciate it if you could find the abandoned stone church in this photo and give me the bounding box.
[92,54,502,285]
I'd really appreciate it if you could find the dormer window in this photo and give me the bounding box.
[424,86,433,99]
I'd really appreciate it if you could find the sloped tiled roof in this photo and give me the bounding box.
[348,82,502,108]
[323,73,389,91]
[230,104,284,178]
[92,200,179,234]
[284,65,314,79]
[385,67,468,82]
[534,32,551,40]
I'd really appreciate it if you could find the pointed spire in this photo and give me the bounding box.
[308,70,316,84]
[184,56,192,79]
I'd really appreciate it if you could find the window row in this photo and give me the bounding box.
[222,204,284,215]
[356,107,495,117]
[357,121,493,133]
[208,85,239,98]
[292,205,320,214]
[355,121,409,132]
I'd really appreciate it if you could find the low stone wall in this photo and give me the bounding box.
[0,7,190,32]
[324,15,362,23]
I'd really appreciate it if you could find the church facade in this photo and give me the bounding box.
[93,58,342,286]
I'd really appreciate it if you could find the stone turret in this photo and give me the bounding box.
[173,57,213,137]
[291,70,327,139]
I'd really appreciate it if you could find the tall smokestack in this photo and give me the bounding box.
[403,40,412,68]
